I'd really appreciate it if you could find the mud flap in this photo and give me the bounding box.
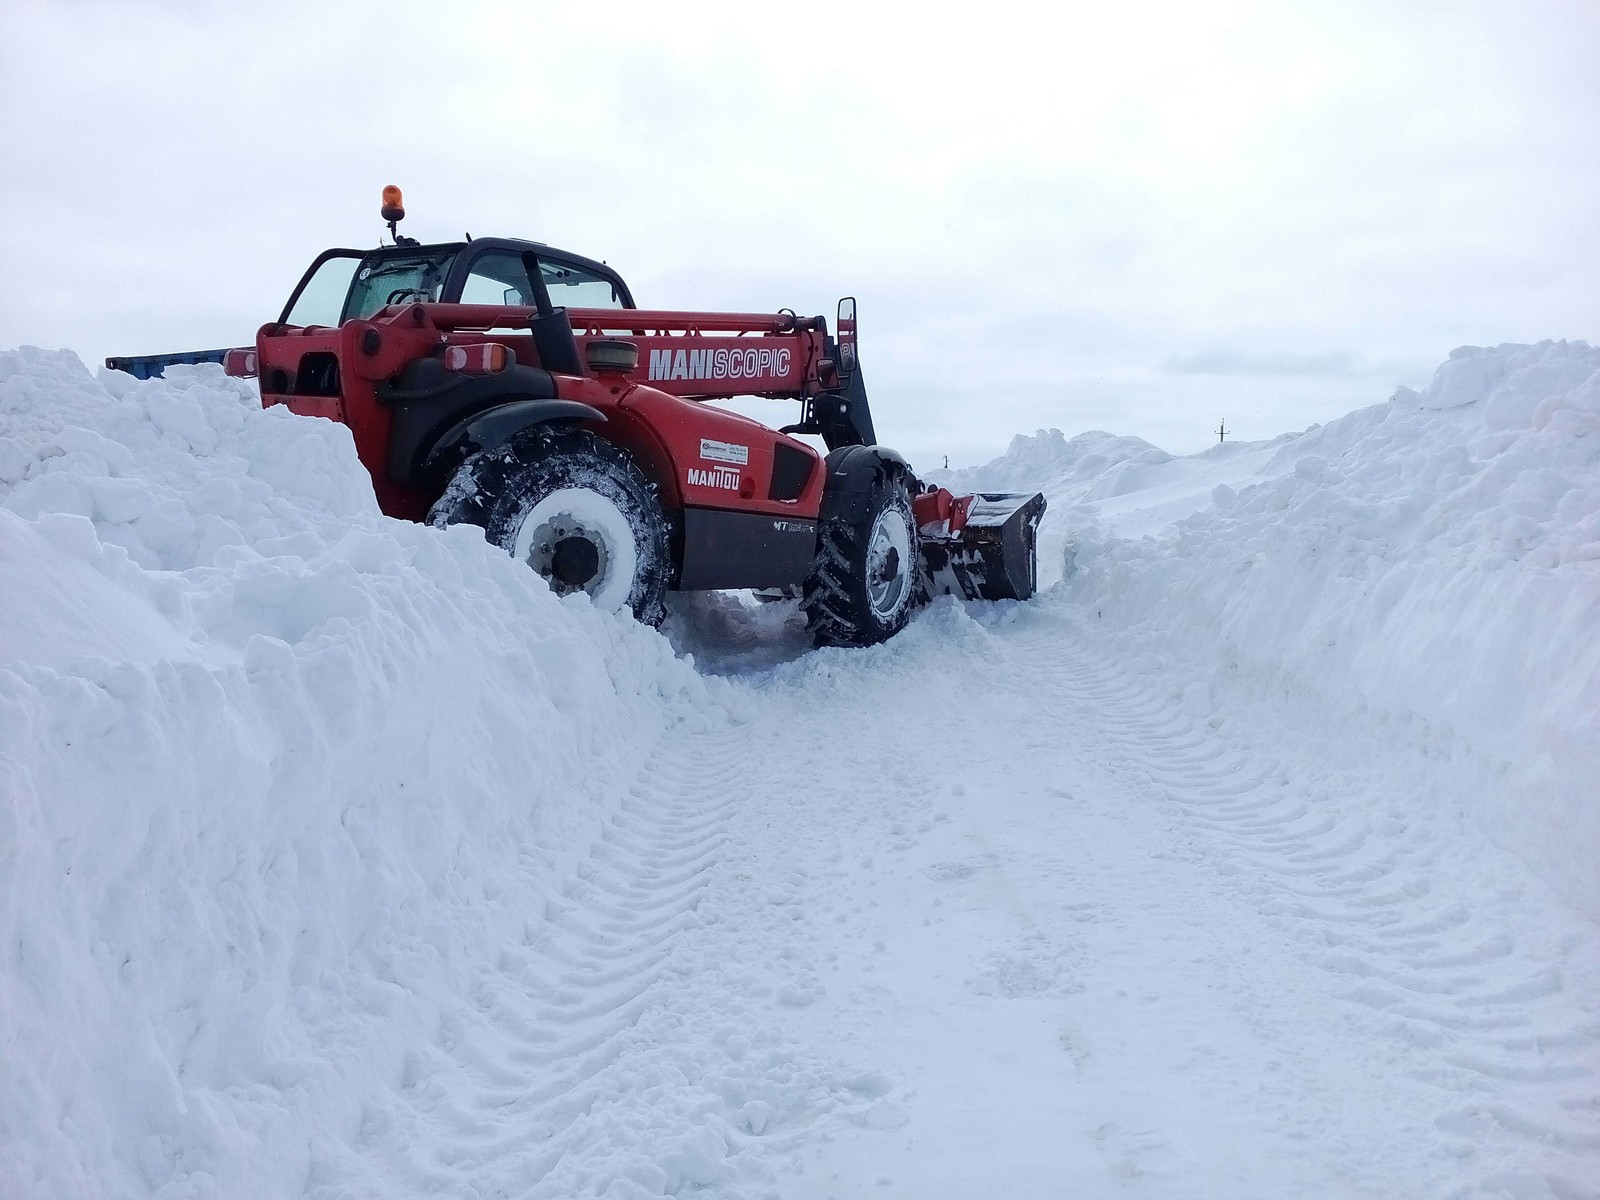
[919,492,1047,602]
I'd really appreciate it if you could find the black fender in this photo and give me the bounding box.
[377,357,607,488]
[817,444,912,530]
[417,398,606,486]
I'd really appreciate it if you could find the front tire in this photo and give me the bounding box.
[430,427,672,625]
[802,469,919,647]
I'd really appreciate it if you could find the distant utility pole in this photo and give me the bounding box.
[943,455,949,469]
[1216,420,1228,443]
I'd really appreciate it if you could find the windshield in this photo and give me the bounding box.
[342,251,455,321]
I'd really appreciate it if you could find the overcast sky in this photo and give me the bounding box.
[3,0,1596,467]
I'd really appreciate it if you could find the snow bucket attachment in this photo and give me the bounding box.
[916,490,1047,602]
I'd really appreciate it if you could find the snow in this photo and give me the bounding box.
[1028,341,1600,920]
[3,342,1598,1197]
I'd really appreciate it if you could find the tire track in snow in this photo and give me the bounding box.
[352,719,758,1197]
[1004,607,1600,1188]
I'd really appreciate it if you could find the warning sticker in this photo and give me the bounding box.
[700,439,750,466]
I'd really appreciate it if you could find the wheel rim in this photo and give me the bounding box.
[512,487,638,612]
[865,503,912,621]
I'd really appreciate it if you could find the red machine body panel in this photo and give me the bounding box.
[251,301,832,525]
[606,388,822,515]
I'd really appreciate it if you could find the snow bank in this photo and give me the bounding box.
[0,349,727,1197]
[967,342,1600,918]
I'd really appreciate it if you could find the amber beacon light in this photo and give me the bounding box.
[381,185,405,222]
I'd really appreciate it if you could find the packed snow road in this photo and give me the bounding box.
[626,597,1599,1199]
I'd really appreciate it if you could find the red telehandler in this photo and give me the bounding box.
[108,189,1045,646]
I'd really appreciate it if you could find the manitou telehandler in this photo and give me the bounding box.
[109,188,1045,646]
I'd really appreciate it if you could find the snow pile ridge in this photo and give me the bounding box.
[935,428,1167,497]
[0,349,730,1196]
[1062,340,1600,917]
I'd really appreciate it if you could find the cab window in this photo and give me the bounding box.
[341,250,454,321]
[459,251,627,309]
[541,258,625,308]
[282,252,361,327]
[460,252,536,305]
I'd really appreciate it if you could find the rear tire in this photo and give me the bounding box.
[430,426,672,625]
[802,469,919,647]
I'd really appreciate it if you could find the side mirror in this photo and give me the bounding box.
[836,296,858,383]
